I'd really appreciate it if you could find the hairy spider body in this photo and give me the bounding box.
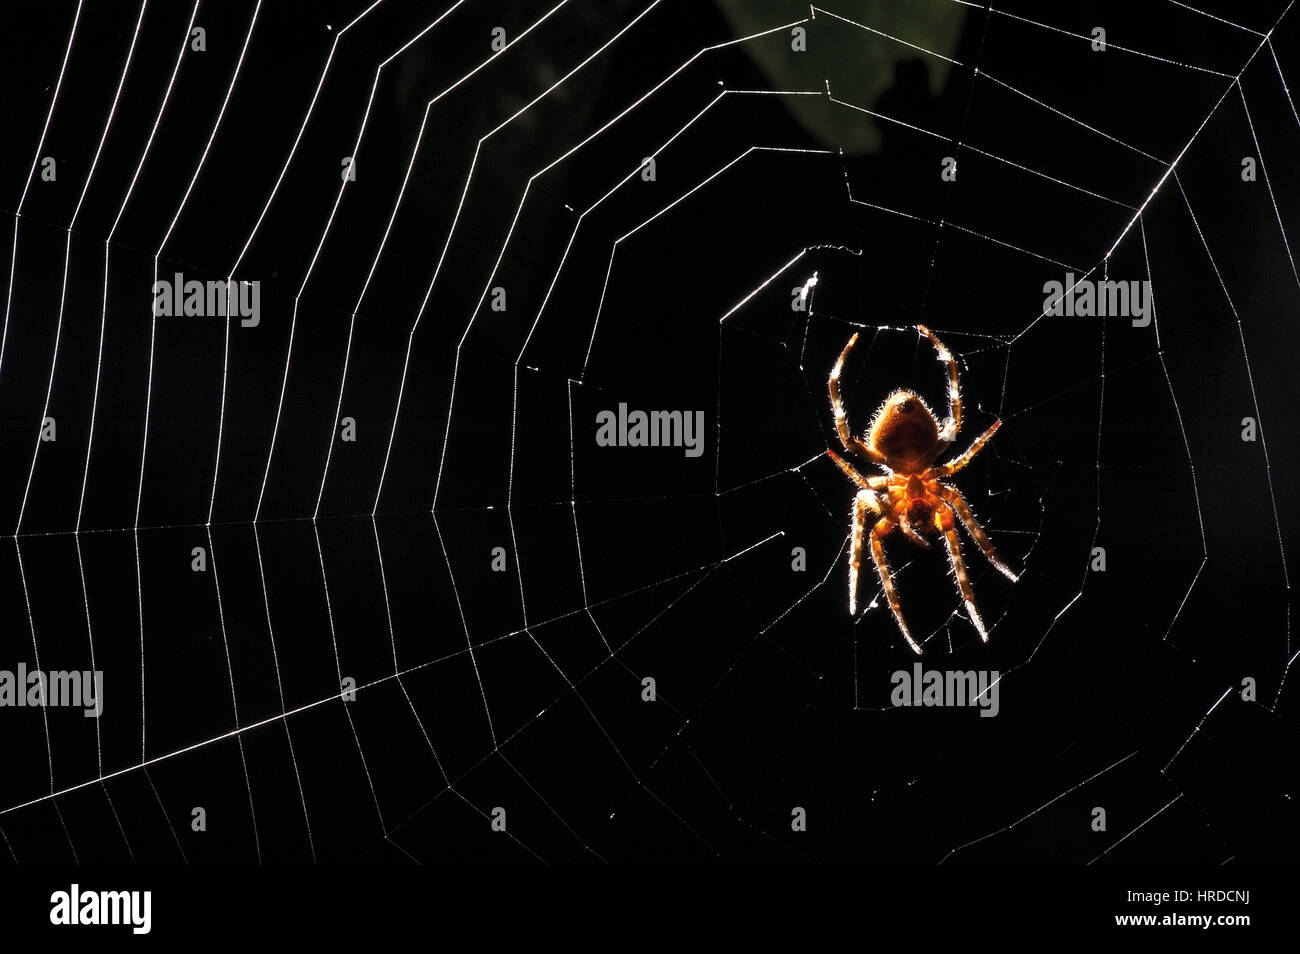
[868,390,942,472]
[827,326,1017,653]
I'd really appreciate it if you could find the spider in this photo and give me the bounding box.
[826,325,1017,653]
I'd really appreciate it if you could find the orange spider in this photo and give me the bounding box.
[826,325,1017,653]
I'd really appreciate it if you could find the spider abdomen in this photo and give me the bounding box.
[868,389,943,471]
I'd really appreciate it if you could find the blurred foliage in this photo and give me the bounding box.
[715,0,967,153]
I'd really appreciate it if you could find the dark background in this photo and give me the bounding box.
[0,0,1296,864]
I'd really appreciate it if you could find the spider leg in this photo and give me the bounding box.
[936,505,988,642]
[868,517,922,654]
[937,483,1018,582]
[936,420,1001,476]
[827,449,889,489]
[829,332,888,464]
[848,490,880,616]
[918,324,961,443]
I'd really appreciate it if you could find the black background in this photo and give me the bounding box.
[0,0,1296,867]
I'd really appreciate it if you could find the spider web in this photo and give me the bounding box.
[0,0,1296,864]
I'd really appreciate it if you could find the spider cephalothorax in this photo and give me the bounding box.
[827,325,1017,653]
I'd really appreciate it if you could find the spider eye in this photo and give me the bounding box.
[898,398,916,414]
